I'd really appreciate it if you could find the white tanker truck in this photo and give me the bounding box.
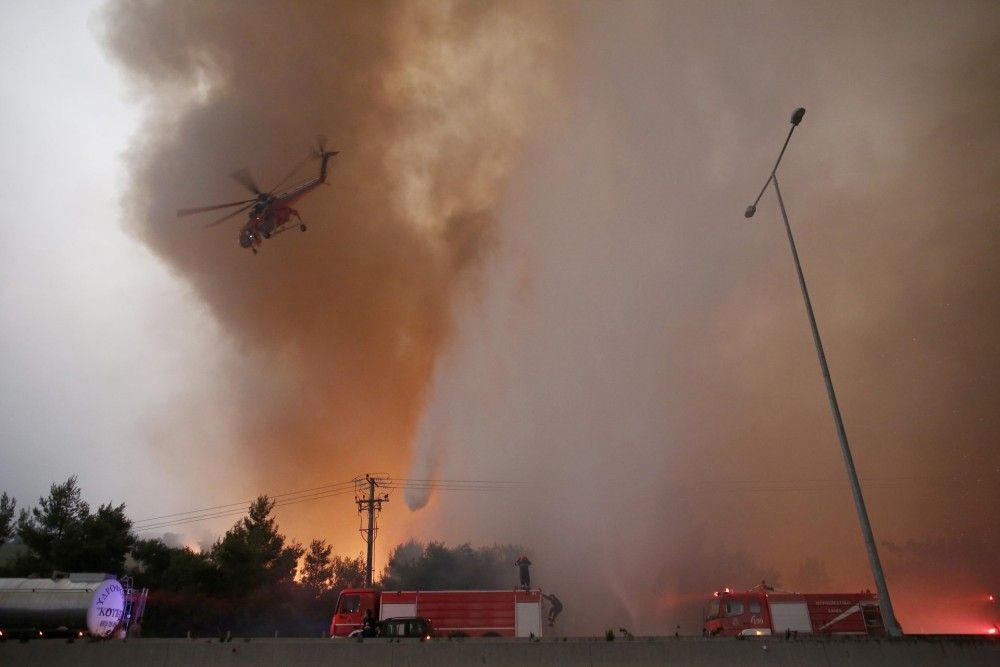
[0,573,145,639]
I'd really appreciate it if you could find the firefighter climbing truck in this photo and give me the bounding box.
[330,588,544,638]
[704,585,885,636]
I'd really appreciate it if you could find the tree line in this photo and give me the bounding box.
[0,478,526,637]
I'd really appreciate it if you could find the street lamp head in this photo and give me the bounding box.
[790,107,806,126]
[744,205,757,218]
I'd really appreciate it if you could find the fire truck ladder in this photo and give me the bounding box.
[117,576,149,637]
[861,602,884,635]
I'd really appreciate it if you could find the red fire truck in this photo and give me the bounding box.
[330,588,544,638]
[704,585,885,637]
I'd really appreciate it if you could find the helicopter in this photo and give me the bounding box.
[177,142,339,253]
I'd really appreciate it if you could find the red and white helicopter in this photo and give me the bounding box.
[177,142,339,253]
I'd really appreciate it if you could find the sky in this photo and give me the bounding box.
[1,0,998,636]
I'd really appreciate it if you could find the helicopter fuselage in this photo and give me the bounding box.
[239,206,294,248]
[236,151,336,251]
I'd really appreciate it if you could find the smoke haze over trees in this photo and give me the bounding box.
[0,478,531,637]
[380,541,526,591]
[83,0,1000,636]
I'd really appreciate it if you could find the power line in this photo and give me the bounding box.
[385,479,527,492]
[136,487,359,533]
[132,477,527,533]
[134,479,358,532]
[134,479,357,525]
[132,473,985,533]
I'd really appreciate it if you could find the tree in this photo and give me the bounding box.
[0,492,15,548]
[17,476,90,574]
[127,538,220,637]
[210,495,303,596]
[331,553,365,590]
[298,540,363,636]
[380,540,526,590]
[301,539,334,593]
[14,477,134,575]
[71,503,135,572]
[130,538,213,593]
[300,540,363,595]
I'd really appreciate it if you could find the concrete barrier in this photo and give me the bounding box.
[1,636,997,666]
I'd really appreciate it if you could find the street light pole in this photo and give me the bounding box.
[745,107,903,637]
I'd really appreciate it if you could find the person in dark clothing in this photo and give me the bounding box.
[542,593,563,626]
[515,555,532,588]
[361,609,377,637]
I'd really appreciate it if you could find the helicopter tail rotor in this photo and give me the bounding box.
[314,135,327,157]
[314,135,339,160]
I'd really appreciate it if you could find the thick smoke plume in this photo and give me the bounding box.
[104,1,998,636]
[407,1,1000,634]
[102,1,563,545]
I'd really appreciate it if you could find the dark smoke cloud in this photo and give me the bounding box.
[406,1,1000,635]
[103,0,998,636]
[101,1,565,546]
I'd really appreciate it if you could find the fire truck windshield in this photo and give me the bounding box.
[339,595,361,613]
[706,600,720,620]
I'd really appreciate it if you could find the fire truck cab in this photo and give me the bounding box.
[704,586,884,637]
[330,588,379,637]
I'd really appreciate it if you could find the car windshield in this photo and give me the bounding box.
[381,619,426,638]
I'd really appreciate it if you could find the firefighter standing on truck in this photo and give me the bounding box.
[515,555,532,588]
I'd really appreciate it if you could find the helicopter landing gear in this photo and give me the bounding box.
[300,224,307,232]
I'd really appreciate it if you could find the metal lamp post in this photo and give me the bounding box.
[744,107,903,637]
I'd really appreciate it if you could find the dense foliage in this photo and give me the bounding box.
[0,478,526,637]
[0,492,15,548]
[381,540,526,590]
[12,477,134,574]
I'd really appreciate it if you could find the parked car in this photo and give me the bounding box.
[379,616,434,640]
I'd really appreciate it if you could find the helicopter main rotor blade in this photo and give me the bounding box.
[204,202,255,228]
[266,152,312,195]
[230,168,264,195]
[177,198,257,217]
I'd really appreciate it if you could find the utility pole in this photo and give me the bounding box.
[355,475,389,587]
